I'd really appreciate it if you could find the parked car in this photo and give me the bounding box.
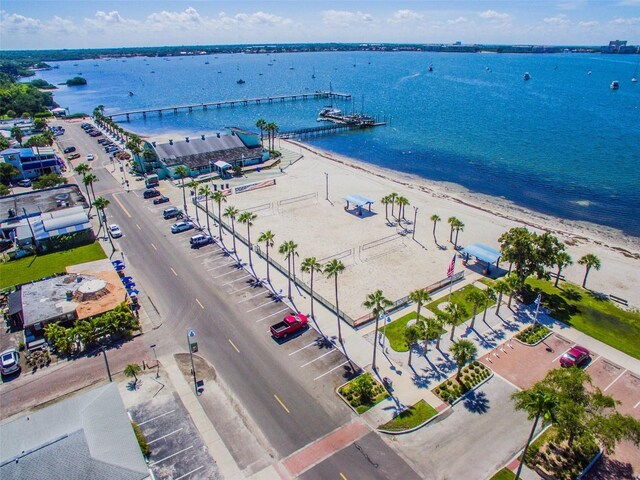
[97,138,109,144]
[171,221,195,233]
[67,153,81,160]
[108,224,123,238]
[0,348,21,376]
[270,313,309,339]
[560,345,590,368]
[190,234,212,248]
[143,188,161,199]
[86,154,95,161]
[16,179,32,187]
[63,146,76,154]
[153,195,170,205]
[163,207,184,220]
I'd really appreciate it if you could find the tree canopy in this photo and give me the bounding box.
[0,77,55,117]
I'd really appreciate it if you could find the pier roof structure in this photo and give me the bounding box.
[461,243,502,265]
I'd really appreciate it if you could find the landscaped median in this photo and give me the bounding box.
[337,372,389,414]
[433,361,492,404]
[515,323,551,345]
[377,399,438,433]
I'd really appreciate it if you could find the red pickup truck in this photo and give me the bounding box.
[270,313,308,339]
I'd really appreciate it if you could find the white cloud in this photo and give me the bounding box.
[0,10,43,34]
[544,14,571,25]
[577,20,599,27]
[147,7,203,26]
[610,16,640,24]
[447,16,469,25]
[388,9,423,24]
[479,10,510,20]
[322,10,373,28]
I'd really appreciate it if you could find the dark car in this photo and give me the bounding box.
[153,196,170,205]
[560,345,590,368]
[63,146,76,154]
[143,188,161,199]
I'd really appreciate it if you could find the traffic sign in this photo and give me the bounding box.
[190,342,198,353]
[188,329,196,338]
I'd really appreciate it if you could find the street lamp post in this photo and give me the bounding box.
[150,343,159,378]
[324,172,329,201]
[187,330,198,394]
[381,315,391,352]
[412,206,418,240]
[101,346,112,382]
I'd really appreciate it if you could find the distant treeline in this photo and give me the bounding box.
[1,42,638,64]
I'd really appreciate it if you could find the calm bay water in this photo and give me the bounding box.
[34,51,640,236]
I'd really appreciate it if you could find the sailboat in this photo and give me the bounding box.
[632,61,639,83]
[312,67,316,79]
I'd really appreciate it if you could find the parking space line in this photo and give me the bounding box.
[149,445,194,466]
[234,282,263,294]
[289,341,321,356]
[173,466,205,480]
[604,369,627,391]
[300,349,336,368]
[137,409,176,426]
[314,361,350,381]
[635,400,640,409]
[170,267,178,276]
[237,289,269,303]
[195,251,214,258]
[273,394,290,414]
[196,298,205,309]
[223,274,252,286]
[136,224,141,230]
[255,308,289,323]
[148,428,184,444]
[340,473,348,480]
[206,261,235,271]
[214,269,242,279]
[228,339,240,353]
[247,299,280,313]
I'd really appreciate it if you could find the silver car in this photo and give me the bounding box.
[171,221,195,234]
[0,348,20,376]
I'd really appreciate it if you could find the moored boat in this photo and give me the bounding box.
[523,72,531,81]
[610,80,619,90]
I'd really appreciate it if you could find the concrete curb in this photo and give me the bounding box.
[513,326,554,347]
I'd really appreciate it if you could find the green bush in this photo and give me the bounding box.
[131,421,150,457]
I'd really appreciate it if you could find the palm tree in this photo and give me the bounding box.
[389,192,398,220]
[445,302,467,340]
[447,216,458,243]
[223,206,239,254]
[433,312,447,350]
[482,287,496,324]
[75,162,92,208]
[83,172,98,203]
[198,185,213,234]
[211,191,227,243]
[494,279,511,316]
[324,259,346,343]
[287,240,299,282]
[10,126,24,145]
[301,257,323,320]
[238,211,257,268]
[451,339,478,381]
[363,290,392,370]
[430,214,441,242]
[187,180,201,225]
[258,230,275,284]
[396,195,409,222]
[578,253,601,289]
[380,195,391,223]
[256,118,267,145]
[409,289,431,355]
[404,324,421,367]
[505,274,521,310]
[467,289,485,329]
[174,165,190,216]
[279,241,294,299]
[554,251,573,288]
[452,219,465,249]
[124,363,142,385]
[511,387,558,480]
[93,196,110,239]
[142,149,155,171]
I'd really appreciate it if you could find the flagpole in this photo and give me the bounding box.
[533,294,542,325]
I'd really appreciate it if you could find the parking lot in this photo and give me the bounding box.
[130,393,221,480]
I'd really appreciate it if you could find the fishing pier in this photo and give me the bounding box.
[278,119,387,139]
[108,91,351,121]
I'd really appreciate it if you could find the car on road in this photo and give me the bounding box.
[16,179,32,187]
[0,348,21,376]
[86,154,95,161]
[163,207,184,220]
[67,153,81,160]
[143,188,161,199]
[63,146,76,154]
[171,221,195,234]
[108,224,123,238]
[190,233,212,248]
[270,313,309,339]
[153,195,170,205]
[560,345,590,368]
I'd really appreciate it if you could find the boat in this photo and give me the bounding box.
[632,77,638,83]
[128,91,134,96]
[523,72,531,81]
[428,64,433,72]
[317,106,343,121]
[205,61,209,65]
[237,79,245,84]
[587,70,592,75]
[312,67,316,79]
[610,80,619,90]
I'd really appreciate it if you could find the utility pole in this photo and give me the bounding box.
[101,347,112,382]
[412,206,418,240]
[187,330,198,394]
[324,172,329,201]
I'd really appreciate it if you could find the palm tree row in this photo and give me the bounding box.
[380,192,410,224]
[255,118,279,152]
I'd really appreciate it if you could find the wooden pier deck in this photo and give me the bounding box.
[278,121,386,139]
[108,91,351,121]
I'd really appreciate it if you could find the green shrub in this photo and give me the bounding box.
[131,421,150,457]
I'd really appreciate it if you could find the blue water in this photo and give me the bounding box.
[33,51,640,236]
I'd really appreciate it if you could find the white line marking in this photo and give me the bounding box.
[214,269,243,279]
[300,349,336,368]
[314,361,349,381]
[289,341,321,356]
[634,400,640,409]
[195,251,213,258]
[234,283,262,294]
[223,274,252,286]
[206,261,235,271]
[604,369,627,392]
[148,428,183,444]
[247,299,280,313]
[138,409,176,426]
[255,308,289,323]
[149,445,194,466]
[237,290,269,303]
[172,466,205,480]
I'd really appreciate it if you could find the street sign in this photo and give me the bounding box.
[190,342,198,353]
[149,344,156,349]
[188,329,196,338]
[386,316,391,323]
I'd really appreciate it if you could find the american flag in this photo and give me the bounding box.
[447,255,456,277]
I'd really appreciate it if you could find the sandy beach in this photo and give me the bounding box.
[199,136,640,317]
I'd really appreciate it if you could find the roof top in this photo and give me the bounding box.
[0,383,149,480]
[343,194,375,207]
[0,185,89,222]
[461,243,502,264]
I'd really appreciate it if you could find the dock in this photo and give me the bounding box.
[278,121,386,139]
[108,91,352,121]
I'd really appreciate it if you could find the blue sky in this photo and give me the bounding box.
[1,1,639,50]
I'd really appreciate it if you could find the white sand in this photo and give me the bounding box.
[214,137,639,318]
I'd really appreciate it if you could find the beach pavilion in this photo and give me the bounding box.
[343,194,374,217]
[461,243,502,274]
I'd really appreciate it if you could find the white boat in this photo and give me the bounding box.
[632,77,638,83]
[523,72,531,81]
[610,80,619,90]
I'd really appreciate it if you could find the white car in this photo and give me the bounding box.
[0,348,20,376]
[87,153,95,161]
[108,224,123,238]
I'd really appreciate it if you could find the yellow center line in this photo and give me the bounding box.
[112,194,132,218]
[228,339,240,353]
[170,267,178,276]
[136,224,141,230]
[195,298,204,309]
[151,243,157,250]
[273,394,290,414]
[339,473,348,480]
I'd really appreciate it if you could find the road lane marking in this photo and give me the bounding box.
[170,267,178,276]
[138,409,176,426]
[196,298,205,309]
[340,473,348,480]
[604,369,627,391]
[173,466,205,480]
[148,428,183,444]
[247,299,281,313]
[136,224,141,230]
[255,308,289,322]
[273,394,290,414]
[289,341,321,356]
[149,445,194,466]
[228,339,240,353]
[151,243,157,251]
[112,193,132,218]
[300,349,336,368]
[314,361,350,381]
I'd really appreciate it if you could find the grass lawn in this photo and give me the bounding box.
[338,372,390,414]
[525,278,640,359]
[427,284,494,323]
[0,243,107,289]
[488,468,516,480]
[378,400,437,431]
[380,311,444,352]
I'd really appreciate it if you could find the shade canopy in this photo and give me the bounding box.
[462,243,502,264]
[214,160,232,169]
[343,194,374,208]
